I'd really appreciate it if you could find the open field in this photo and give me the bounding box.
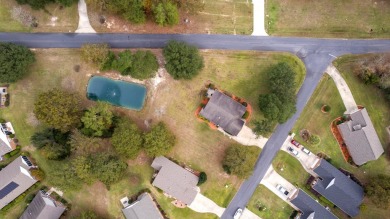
[88,0,253,34]
[265,0,390,38]
[1,0,78,32]
[247,184,294,219]
[289,54,390,218]
[0,49,304,218]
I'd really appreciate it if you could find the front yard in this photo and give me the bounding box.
[0,48,305,218]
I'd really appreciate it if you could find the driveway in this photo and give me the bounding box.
[252,0,268,36]
[231,126,268,148]
[188,193,225,217]
[75,0,96,33]
[326,64,358,114]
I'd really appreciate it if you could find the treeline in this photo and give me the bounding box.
[87,0,204,26]
[16,0,78,9]
[31,89,176,190]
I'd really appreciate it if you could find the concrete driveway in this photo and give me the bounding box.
[326,64,358,114]
[231,126,268,148]
[188,193,225,217]
[252,0,268,36]
[75,0,96,33]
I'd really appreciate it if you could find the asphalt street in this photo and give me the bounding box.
[0,33,389,219]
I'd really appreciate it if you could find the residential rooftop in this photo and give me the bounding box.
[0,156,37,209]
[121,193,163,219]
[20,190,66,219]
[337,108,384,165]
[151,156,199,205]
[312,159,364,217]
[200,89,246,136]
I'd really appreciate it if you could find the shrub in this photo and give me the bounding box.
[309,134,321,146]
[30,168,45,181]
[242,111,249,119]
[9,147,20,157]
[0,118,6,123]
[197,172,207,185]
[25,193,35,203]
[323,105,331,112]
[222,144,260,178]
[9,133,15,138]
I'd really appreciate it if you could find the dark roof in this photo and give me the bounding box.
[122,193,163,219]
[151,156,199,205]
[290,189,338,219]
[312,159,364,217]
[337,108,384,165]
[0,156,37,209]
[200,90,246,136]
[20,191,66,219]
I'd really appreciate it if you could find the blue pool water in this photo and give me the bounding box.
[87,76,147,111]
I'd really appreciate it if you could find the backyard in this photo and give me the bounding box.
[0,48,305,218]
[266,0,390,38]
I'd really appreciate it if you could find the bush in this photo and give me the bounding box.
[0,118,6,123]
[309,134,321,146]
[197,172,207,185]
[253,119,274,136]
[30,168,45,181]
[143,122,176,157]
[9,133,15,138]
[242,111,249,119]
[25,193,35,203]
[9,147,20,157]
[222,144,260,178]
[163,41,204,80]
[81,43,110,69]
[323,105,331,112]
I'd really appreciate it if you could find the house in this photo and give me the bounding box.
[0,126,13,160]
[0,86,8,107]
[199,89,246,136]
[121,193,163,219]
[20,190,66,219]
[290,189,337,219]
[151,156,199,205]
[312,159,364,217]
[0,156,37,209]
[337,108,384,165]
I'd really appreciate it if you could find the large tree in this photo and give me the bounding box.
[163,40,204,79]
[129,50,159,79]
[34,89,82,132]
[111,119,143,158]
[81,102,113,137]
[80,43,110,69]
[0,43,35,83]
[30,128,70,160]
[365,174,390,209]
[143,122,176,157]
[222,144,260,178]
[153,2,179,26]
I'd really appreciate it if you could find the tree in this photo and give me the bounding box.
[124,0,146,24]
[80,43,110,69]
[0,42,35,83]
[197,172,207,185]
[34,89,82,132]
[163,40,204,79]
[153,3,166,25]
[258,93,281,121]
[308,134,321,146]
[30,128,71,160]
[111,50,133,75]
[111,118,143,158]
[222,145,260,178]
[130,50,159,79]
[69,129,105,156]
[153,2,179,26]
[365,174,390,209]
[253,119,274,136]
[143,122,176,157]
[46,161,82,192]
[16,0,78,10]
[81,102,113,137]
[268,62,296,96]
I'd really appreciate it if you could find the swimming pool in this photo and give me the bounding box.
[86,76,147,111]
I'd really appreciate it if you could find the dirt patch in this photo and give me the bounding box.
[299,129,310,142]
[26,112,40,127]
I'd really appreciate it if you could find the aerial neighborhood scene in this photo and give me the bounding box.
[1,0,390,219]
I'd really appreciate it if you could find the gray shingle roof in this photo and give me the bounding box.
[122,193,163,219]
[151,156,199,205]
[20,191,66,219]
[0,156,37,209]
[337,108,384,165]
[0,129,12,158]
[200,90,246,136]
[290,189,338,219]
[313,159,364,217]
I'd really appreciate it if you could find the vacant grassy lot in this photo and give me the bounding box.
[88,0,253,34]
[248,184,294,219]
[266,0,390,38]
[0,49,305,218]
[1,0,78,32]
[289,54,390,218]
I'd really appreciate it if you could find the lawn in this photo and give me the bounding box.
[247,184,294,219]
[1,0,78,32]
[0,49,304,218]
[288,53,390,218]
[266,0,390,38]
[87,0,253,34]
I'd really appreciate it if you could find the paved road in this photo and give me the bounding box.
[0,33,389,218]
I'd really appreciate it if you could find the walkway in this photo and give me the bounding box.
[326,64,358,114]
[252,0,268,36]
[75,0,96,33]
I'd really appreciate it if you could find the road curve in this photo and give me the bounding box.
[0,33,389,218]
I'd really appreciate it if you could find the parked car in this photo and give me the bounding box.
[291,139,300,147]
[287,146,299,157]
[276,184,289,196]
[302,147,311,155]
[233,208,243,219]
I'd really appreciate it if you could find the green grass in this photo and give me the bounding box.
[247,185,294,219]
[289,53,390,218]
[266,0,390,38]
[0,2,28,32]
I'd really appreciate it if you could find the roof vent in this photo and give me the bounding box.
[352,124,362,131]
